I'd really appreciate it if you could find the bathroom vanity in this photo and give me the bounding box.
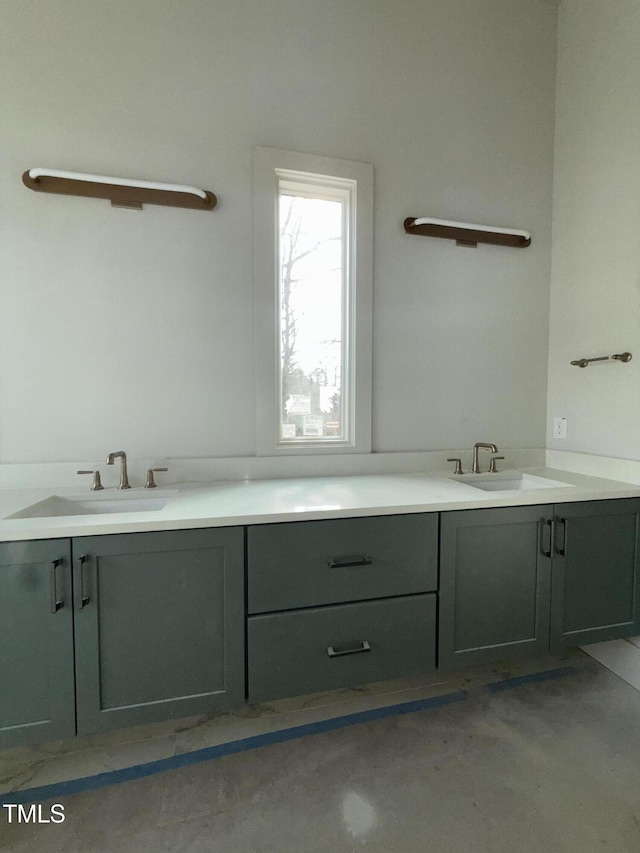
[1,468,639,748]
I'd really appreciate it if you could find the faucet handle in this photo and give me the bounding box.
[145,467,168,489]
[489,456,505,473]
[446,458,464,475]
[77,470,104,491]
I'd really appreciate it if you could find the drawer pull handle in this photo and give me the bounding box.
[50,560,63,614]
[327,555,372,568]
[327,640,371,658]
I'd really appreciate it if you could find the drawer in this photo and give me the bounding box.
[248,593,436,703]
[248,513,438,613]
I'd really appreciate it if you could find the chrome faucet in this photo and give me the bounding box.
[472,442,499,474]
[106,450,131,489]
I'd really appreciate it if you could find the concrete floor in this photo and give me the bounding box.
[2,655,640,852]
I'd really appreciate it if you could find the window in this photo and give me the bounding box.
[254,148,373,455]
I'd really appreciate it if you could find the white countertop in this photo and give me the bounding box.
[1,467,639,542]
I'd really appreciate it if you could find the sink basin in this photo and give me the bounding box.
[7,490,177,519]
[452,472,574,492]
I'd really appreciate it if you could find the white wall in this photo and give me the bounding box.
[0,0,557,463]
[547,0,640,458]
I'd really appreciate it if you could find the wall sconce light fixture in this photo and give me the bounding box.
[23,168,217,211]
[404,216,531,248]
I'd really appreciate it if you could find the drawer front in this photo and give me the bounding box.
[248,593,436,703]
[248,513,438,613]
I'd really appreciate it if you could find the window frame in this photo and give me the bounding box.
[254,147,373,456]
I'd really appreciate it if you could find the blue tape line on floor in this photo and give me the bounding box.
[486,665,578,693]
[4,688,468,805]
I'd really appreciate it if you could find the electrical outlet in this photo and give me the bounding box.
[553,417,567,439]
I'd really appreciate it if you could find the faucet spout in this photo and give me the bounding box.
[106,450,131,489]
[472,442,499,474]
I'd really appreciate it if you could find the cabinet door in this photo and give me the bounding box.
[73,528,244,735]
[0,539,75,747]
[550,499,640,648]
[439,506,553,669]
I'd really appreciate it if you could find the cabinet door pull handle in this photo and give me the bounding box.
[75,555,90,608]
[327,555,372,568]
[555,518,567,556]
[327,640,371,658]
[540,518,554,558]
[50,559,63,614]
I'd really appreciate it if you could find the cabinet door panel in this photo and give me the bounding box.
[73,528,244,734]
[0,540,75,747]
[551,499,640,647]
[439,506,552,669]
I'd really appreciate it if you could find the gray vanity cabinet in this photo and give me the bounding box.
[439,498,640,669]
[4,495,640,749]
[439,506,553,669]
[73,527,245,734]
[247,513,439,702]
[550,498,640,648]
[0,539,76,748]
